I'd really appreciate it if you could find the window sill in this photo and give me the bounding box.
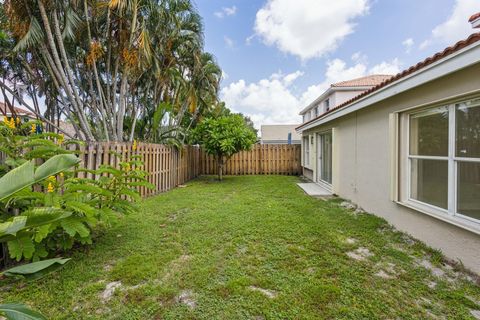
[397,200,480,236]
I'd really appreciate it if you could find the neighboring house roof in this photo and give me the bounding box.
[297,31,480,131]
[331,75,393,88]
[299,74,391,114]
[0,101,36,117]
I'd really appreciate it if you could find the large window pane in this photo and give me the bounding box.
[410,159,448,209]
[410,107,449,156]
[456,100,480,158]
[457,162,480,221]
[303,136,310,166]
[320,132,332,184]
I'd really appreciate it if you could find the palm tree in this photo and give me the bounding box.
[0,0,222,142]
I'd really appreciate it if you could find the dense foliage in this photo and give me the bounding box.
[0,0,222,142]
[0,119,151,263]
[194,114,257,180]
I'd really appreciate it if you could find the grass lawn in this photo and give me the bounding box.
[1,176,480,319]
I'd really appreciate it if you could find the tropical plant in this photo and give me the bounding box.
[0,152,152,261]
[0,118,78,174]
[0,258,71,319]
[0,0,222,142]
[0,114,153,264]
[2,257,71,281]
[0,303,46,320]
[194,114,258,181]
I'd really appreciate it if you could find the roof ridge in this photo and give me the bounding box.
[0,101,36,116]
[331,74,394,87]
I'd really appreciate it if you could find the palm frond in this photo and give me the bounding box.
[13,17,44,52]
[62,8,82,41]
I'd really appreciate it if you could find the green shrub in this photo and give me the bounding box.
[0,120,153,262]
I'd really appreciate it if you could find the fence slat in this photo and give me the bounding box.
[200,144,301,177]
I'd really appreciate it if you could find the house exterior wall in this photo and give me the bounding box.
[301,89,370,124]
[303,63,480,273]
[333,90,364,107]
[261,125,301,144]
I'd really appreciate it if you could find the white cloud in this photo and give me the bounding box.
[221,57,402,128]
[299,59,367,106]
[402,38,414,54]
[214,6,237,19]
[421,0,480,49]
[254,0,370,60]
[301,58,401,104]
[221,72,302,128]
[369,58,401,75]
[351,51,368,64]
[224,36,235,49]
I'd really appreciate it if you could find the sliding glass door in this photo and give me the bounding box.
[317,131,332,185]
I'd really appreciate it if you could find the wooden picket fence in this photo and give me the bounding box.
[0,143,301,198]
[200,144,301,176]
[72,143,301,197]
[72,143,201,197]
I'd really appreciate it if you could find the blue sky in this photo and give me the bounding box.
[195,0,480,127]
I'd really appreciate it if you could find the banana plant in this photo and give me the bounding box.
[0,154,80,201]
[0,154,80,260]
[2,257,71,281]
[0,304,46,320]
[0,154,80,241]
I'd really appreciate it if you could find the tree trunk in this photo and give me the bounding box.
[217,155,224,181]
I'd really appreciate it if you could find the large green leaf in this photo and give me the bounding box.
[60,217,90,238]
[0,303,47,320]
[34,154,80,182]
[23,208,71,228]
[0,209,71,243]
[64,201,96,217]
[0,161,35,201]
[0,217,27,237]
[7,236,35,261]
[2,258,71,281]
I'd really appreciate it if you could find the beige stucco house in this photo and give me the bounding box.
[261,124,301,144]
[297,16,480,273]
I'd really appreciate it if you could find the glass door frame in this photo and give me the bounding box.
[316,130,333,189]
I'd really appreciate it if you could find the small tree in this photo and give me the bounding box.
[195,114,257,180]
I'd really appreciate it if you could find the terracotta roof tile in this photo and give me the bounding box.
[331,75,393,87]
[0,101,36,117]
[297,32,480,130]
[469,12,480,22]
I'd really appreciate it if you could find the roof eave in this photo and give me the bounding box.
[298,86,374,115]
[472,18,480,29]
[296,38,480,133]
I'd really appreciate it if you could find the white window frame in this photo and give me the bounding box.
[303,136,310,167]
[401,98,480,232]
